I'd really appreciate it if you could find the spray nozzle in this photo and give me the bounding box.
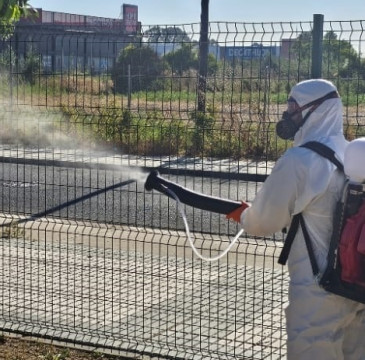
[145,170,164,191]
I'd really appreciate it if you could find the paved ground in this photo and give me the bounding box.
[0,146,287,359]
[0,232,288,360]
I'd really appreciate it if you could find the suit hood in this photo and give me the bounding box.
[289,79,345,147]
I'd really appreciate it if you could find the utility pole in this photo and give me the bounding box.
[197,0,209,113]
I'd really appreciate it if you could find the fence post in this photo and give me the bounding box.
[311,14,324,79]
[128,64,131,109]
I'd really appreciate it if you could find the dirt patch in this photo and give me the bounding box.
[0,335,134,360]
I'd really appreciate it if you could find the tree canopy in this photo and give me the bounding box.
[292,30,365,79]
[0,0,36,38]
[144,26,192,44]
[111,44,164,94]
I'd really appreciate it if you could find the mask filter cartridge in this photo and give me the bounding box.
[276,112,300,140]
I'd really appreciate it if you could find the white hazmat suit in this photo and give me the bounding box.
[240,79,365,359]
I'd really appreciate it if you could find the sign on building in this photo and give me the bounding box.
[222,45,279,60]
[123,4,138,34]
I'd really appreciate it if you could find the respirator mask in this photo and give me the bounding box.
[276,106,303,140]
[276,90,339,140]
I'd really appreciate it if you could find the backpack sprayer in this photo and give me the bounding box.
[145,170,245,261]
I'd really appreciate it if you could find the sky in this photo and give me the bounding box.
[28,0,364,25]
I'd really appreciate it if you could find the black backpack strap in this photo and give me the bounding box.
[278,141,343,275]
[278,214,300,265]
[278,213,320,276]
[299,214,320,276]
[301,141,344,172]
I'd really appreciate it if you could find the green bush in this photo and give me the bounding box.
[111,44,165,94]
[21,51,40,85]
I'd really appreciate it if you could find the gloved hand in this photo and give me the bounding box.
[226,201,249,223]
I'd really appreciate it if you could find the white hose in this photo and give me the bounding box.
[165,187,244,262]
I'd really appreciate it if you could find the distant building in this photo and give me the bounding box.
[1,5,296,73]
[4,4,141,73]
[150,42,220,59]
[280,38,296,59]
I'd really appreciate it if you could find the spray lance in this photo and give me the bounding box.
[145,170,248,261]
[1,179,136,228]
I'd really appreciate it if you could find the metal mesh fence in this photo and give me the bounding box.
[0,16,365,359]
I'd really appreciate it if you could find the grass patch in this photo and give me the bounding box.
[1,73,364,160]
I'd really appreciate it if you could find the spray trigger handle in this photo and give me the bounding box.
[226,201,249,223]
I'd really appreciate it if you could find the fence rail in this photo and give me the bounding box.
[0,15,365,359]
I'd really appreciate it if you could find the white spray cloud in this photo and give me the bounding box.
[0,103,150,184]
[0,104,78,148]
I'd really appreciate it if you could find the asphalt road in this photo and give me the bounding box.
[0,162,261,236]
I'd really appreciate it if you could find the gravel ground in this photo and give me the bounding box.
[0,335,133,360]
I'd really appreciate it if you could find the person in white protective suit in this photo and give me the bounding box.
[227,79,365,359]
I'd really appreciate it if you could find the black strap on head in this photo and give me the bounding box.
[300,90,339,112]
[300,90,340,122]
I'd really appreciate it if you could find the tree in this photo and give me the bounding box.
[111,44,164,94]
[164,44,218,77]
[21,50,40,84]
[0,0,36,38]
[144,26,191,44]
[291,30,365,79]
[164,43,197,75]
[322,31,363,78]
[292,31,312,65]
